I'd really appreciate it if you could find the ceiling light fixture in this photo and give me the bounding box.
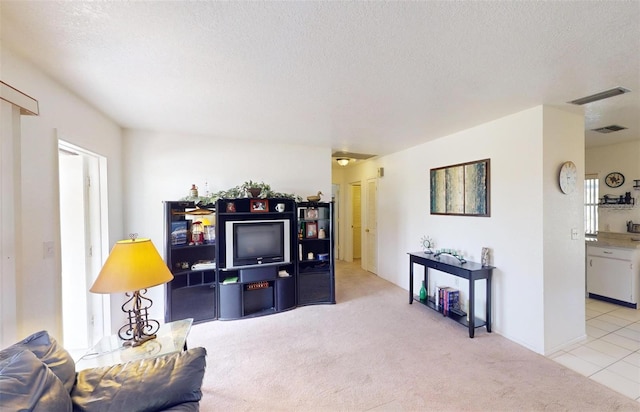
[337,158,350,166]
[568,87,630,105]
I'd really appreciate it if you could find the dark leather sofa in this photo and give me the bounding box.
[0,330,206,411]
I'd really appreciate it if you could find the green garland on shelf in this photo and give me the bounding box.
[181,180,302,205]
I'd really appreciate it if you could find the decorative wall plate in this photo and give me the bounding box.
[605,172,625,188]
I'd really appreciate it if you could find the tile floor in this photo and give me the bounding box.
[549,298,640,402]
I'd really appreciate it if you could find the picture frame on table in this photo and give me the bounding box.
[305,222,318,238]
[250,199,269,212]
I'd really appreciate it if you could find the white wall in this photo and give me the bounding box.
[586,140,640,232]
[542,107,586,353]
[1,48,124,345]
[334,106,585,354]
[122,129,332,323]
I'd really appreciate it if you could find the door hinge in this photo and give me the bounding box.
[88,246,93,257]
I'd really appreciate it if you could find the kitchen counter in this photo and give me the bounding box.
[586,234,640,308]
[587,231,640,250]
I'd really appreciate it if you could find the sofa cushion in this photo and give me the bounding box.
[0,330,76,393]
[72,347,206,412]
[0,349,73,412]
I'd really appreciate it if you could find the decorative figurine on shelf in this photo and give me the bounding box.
[191,221,204,245]
[307,191,323,202]
[189,184,198,198]
[420,236,434,254]
[481,247,490,266]
[419,281,427,302]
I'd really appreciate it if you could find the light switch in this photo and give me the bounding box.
[571,228,579,240]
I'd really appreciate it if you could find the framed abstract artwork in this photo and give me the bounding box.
[430,158,490,216]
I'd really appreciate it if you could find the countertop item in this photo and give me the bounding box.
[587,232,640,250]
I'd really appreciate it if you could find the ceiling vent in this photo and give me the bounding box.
[592,125,627,134]
[568,87,630,105]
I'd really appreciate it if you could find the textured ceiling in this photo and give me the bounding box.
[1,1,639,156]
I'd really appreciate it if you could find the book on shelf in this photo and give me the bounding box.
[446,288,460,316]
[437,286,460,316]
[222,276,238,284]
[191,260,216,270]
[171,221,188,245]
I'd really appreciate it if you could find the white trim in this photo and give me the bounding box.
[0,81,39,116]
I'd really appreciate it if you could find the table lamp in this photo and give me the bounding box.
[90,235,174,347]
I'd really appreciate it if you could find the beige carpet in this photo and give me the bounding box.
[188,260,639,411]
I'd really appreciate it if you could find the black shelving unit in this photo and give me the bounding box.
[296,202,336,305]
[408,252,493,338]
[216,198,298,320]
[163,201,217,323]
[163,198,335,323]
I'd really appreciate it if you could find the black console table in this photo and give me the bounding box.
[408,252,494,338]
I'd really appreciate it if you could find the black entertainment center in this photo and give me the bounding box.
[163,198,335,323]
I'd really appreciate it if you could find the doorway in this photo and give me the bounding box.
[364,178,377,273]
[331,184,340,259]
[58,141,109,351]
[350,183,362,260]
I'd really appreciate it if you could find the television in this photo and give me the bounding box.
[225,219,291,269]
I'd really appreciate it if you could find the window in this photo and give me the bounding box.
[584,174,598,236]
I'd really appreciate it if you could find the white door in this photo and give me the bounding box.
[58,141,109,350]
[351,184,361,260]
[364,178,377,273]
[59,152,89,349]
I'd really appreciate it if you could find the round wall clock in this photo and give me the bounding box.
[605,172,625,188]
[559,161,577,194]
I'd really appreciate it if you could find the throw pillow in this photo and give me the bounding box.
[0,349,72,412]
[0,330,77,393]
[72,347,206,412]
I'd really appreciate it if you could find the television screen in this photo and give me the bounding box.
[235,222,283,260]
[225,219,290,268]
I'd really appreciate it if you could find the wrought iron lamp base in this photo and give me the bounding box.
[117,289,160,347]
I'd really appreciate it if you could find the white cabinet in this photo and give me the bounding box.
[586,246,639,308]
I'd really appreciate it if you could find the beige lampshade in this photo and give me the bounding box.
[90,238,174,294]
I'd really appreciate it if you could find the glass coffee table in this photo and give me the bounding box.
[76,318,193,371]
